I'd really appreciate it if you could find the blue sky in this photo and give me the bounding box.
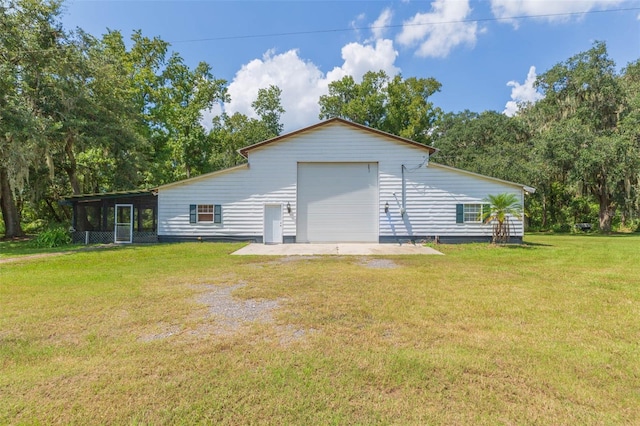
[61,0,640,131]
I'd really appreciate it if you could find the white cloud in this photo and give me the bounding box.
[326,39,399,82]
[396,0,478,58]
[371,8,393,40]
[206,49,325,132]
[491,0,624,26]
[350,13,367,39]
[205,39,400,132]
[503,66,543,116]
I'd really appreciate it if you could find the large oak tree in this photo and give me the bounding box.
[319,71,441,144]
[526,41,639,231]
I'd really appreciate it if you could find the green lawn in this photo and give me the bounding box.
[0,238,84,258]
[1,235,639,424]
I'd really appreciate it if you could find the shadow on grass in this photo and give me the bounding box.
[506,241,551,249]
[0,238,80,257]
[572,232,640,238]
[528,232,640,239]
[0,239,135,259]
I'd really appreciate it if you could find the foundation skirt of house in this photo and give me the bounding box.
[157,235,522,244]
[72,231,158,244]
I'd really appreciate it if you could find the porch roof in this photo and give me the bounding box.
[60,189,156,205]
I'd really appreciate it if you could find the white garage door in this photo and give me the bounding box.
[297,162,378,243]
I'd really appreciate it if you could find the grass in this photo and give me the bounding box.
[0,238,84,258]
[1,235,639,424]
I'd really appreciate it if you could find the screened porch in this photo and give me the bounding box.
[60,190,158,244]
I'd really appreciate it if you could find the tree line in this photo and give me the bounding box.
[1,0,639,237]
[431,42,640,232]
[0,0,284,237]
[320,43,640,233]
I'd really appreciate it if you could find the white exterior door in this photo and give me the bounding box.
[297,162,378,243]
[264,204,283,244]
[114,204,133,244]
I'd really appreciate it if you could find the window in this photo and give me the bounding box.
[190,204,222,224]
[464,204,482,223]
[198,205,214,222]
[456,204,490,223]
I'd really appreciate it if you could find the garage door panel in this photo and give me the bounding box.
[297,162,378,243]
[301,183,376,200]
[309,195,376,209]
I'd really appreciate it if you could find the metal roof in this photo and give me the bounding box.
[60,189,156,205]
[429,162,536,193]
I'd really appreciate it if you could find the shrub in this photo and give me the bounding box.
[624,219,640,233]
[23,218,47,234]
[32,226,72,248]
[551,223,572,233]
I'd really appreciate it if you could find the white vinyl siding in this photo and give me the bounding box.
[380,164,524,239]
[158,121,527,240]
[297,162,378,243]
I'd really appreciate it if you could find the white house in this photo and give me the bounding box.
[157,118,534,244]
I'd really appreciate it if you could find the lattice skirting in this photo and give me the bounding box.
[71,231,158,244]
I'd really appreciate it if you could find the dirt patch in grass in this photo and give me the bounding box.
[194,283,282,334]
[279,255,321,263]
[358,258,399,269]
[138,283,306,342]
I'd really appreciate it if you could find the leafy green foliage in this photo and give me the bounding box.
[319,70,441,144]
[151,55,228,181]
[209,88,286,170]
[432,110,533,185]
[0,0,63,237]
[524,41,639,232]
[209,112,277,170]
[31,225,71,248]
[482,193,524,243]
[431,42,640,232]
[252,85,285,136]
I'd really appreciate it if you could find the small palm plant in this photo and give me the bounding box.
[482,193,523,244]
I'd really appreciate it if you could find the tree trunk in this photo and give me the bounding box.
[598,204,615,233]
[0,166,25,238]
[44,197,64,223]
[597,190,615,232]
[593,181,616,233]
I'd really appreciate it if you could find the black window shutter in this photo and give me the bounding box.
[214,205,222,223]
[189,205,197,223]
[456,204,464,223]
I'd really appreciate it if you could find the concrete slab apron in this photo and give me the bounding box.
[231,243,443,256]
